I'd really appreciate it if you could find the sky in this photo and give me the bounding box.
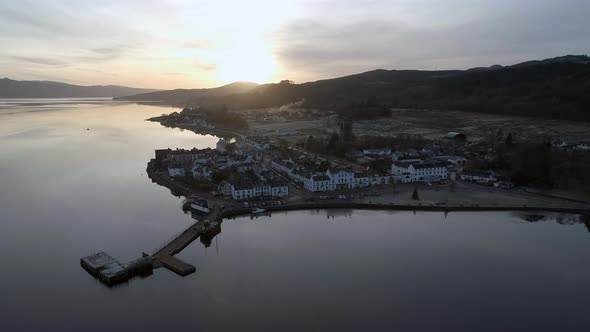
[0,0,589,89]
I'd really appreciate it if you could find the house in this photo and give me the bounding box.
[306,175,333,192]
[155,148,172,161]
[363,148,392,156]
[226,169,289,200]
[353,173,370,188]
[253,183,272,197]
[327,168,355,190]
[218,181,233,196]
[216,139,230,153]
[167,164,186,177]
[238,162,255,172]
[392,161,448,183]
[391,155,424,164]
[270,180,289,197]
[167,148,215,164]
[432,156,467,166]
[461,169,497,184]
[244,136,270,150]
[271,159,292,174]
[369,174,392,185]
[231,183,254,200]
[192,165,211,179]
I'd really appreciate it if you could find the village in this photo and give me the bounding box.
[151,125,525,209]
[144,103,590,215]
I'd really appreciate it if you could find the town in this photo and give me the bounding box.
[149,120,576,214]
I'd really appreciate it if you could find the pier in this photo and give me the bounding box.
[80,252,152,286]
[151,208,222,277]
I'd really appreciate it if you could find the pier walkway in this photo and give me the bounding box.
[152,209,222,276]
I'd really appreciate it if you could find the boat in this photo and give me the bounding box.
[251,208,266,214]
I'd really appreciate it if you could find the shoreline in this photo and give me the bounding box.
[147,160,590,218]
[218,203,590,220]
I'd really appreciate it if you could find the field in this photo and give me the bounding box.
[354,110,590,143]
[246,109,590,145]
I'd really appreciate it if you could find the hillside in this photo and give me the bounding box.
[109,55,590,121]
[115,81,259,103]
[190,55,590,121]
[0,78,159,98]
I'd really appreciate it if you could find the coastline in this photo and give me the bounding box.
[147,159,590,218]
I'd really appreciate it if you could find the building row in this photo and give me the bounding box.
[271,159,391,192]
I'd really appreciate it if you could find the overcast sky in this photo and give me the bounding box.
[0,0,588,89]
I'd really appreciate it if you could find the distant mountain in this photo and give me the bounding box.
[0,78,159,98]
[115,81,259,103]
[187,55,590,121]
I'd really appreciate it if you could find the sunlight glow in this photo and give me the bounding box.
[210,34,279,84]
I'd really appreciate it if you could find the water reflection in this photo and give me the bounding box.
[2,99,590,331]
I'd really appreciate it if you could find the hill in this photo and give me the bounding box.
[0,78,159,98]
[115,81,259,103]
[186,55,589,121]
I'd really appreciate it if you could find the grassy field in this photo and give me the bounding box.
[354,110,590,143]
[247,109,589,145]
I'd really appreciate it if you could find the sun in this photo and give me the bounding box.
[213,35,278,84]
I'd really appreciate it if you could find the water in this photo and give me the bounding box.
[1,99,589,331]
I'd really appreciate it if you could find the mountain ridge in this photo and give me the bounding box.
[114,81,259,103]
[0,78,160,98]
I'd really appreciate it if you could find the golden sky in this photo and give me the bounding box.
[1,0,588,89]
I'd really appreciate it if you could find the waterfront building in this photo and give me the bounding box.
[392,161,448,183]
[167,164,186,177]
[461,169,497,184]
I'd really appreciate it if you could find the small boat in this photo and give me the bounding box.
[251,208,266,214]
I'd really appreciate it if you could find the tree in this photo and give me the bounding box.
[277,138,289,149]
[368,158,392,175]
[327,132,340,150]
[412,187,419,200]
[505,132,513,147]
[317,160,331,172]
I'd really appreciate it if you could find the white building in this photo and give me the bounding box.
[363,148,391,156]
[229,180,289,200]
[327,168,355,190]
[353,173,370,188]
[305,175,333,192]
[192,165,211,179]
[243,136,270,151]
[167,148,215,164]
[218,181,233,196]
[432,156,467,166]
[231,184,254,200]
[461,169,497,184]
[392,161,448,183]
[271,182,289,196]
[167,165,186,177]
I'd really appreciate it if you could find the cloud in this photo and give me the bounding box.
[1,0,589,88]
[274,0,590,81]
[194,61,219,72]
[9,55,68,67]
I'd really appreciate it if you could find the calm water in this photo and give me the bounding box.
[1,99,590,331]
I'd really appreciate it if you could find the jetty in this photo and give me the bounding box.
[152,208,222,276]
[80,252,153,286]
[80,205,223,286]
